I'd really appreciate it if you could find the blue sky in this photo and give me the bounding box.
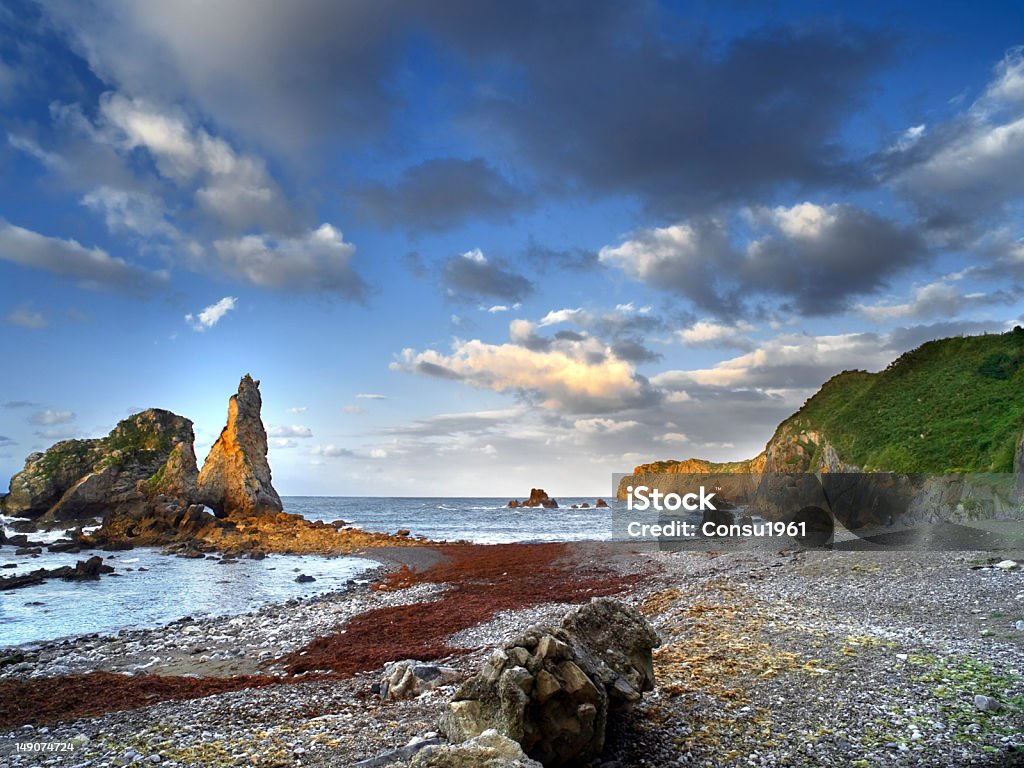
[1,1,1023,496]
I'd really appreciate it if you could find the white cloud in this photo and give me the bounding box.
[212,224,365,298]
[392,332,651,413]
[342,405,364,415]
[857,279,1009,322]
[268,424,313,438]
[185,296,237,331]
[538,308,586,327]
[31,409,76,425]
[35,426,79,440]
[8,134,67,171]
[891,49,1024,224]
[0,220,168,294]
[269,438,297,449]
[286,406,307,413]
[98,93,289,231]
[658,432,689,443]
[598,222,731,305]
[677,320,755,348]
[312,444,355,458]
[355,393,388,400]
[370,448,388,459]
[6,305,48,330]
[487,305,509,313]
[769,201,837,239]
[653,332,896,391]
[573,418,640,434]
[81,186,177,238]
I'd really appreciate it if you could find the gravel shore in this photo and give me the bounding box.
[1,544,1023,767]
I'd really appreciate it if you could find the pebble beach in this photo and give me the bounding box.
[1,542,1023,767]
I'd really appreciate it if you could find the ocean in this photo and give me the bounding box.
[0,496,620,647]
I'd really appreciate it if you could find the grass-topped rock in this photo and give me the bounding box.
[1,409,197,523]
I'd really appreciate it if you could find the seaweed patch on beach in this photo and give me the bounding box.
[276,542,643,675]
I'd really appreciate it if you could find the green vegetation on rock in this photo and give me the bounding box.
[776,328,1024,472]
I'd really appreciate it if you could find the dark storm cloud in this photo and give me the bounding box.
[463,15,897,213]
[601,205,925,318]
[740,205,927,316]
[611,337,663,365]
[42,2,897,211]
[360,157,528,232]
[441,250,533,303]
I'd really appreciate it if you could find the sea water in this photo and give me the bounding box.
[0,496,618,647]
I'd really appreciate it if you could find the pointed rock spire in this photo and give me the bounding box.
[197,374,283,517]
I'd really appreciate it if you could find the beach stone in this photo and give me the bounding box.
[379,659,460,700]
[994,560,1018,570]
[411,729,542,768]
[439,598,659,767]
[974,694,1002,712]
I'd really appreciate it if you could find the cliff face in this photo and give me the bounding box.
[1,409,198,522]
[197,374,283,518]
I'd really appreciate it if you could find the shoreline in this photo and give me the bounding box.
[0,542,1022,766]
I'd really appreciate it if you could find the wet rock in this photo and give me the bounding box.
[439,598,659,766]
[295,574,316,583]
[595,499,608,508]
[508,489,559,509]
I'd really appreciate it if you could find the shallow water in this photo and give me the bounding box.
[0,496,619,647]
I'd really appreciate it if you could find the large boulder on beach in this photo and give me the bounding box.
[412,729,542,768]
[1,409,198,523]
[439,598,659,767]
[197,374,283,518]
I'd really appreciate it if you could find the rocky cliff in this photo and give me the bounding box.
[197,374,283,518]
[1,409,197,523]
[617,329,1024,525]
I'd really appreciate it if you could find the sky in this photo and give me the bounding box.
[1,1,1023,497]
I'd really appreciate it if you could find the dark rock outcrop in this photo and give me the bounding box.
[1,410,197,523]
[508,489,558,509]
[197,375,283,518]
[0,555,114,591]
[440,598,659,766]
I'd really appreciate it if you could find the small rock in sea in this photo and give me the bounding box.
[974,694,1002,712]
[295,574,316,583]
[1014,620,1024,632]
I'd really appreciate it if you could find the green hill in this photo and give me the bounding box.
[628,328,1024,478]
[777,327,1024,473]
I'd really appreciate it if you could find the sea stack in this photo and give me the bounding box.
[197,374,283,518]
[1,409,197,523]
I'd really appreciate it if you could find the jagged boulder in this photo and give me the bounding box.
[197,374,282,518]
[509,489,558,509]
[411,730,542,768]
[377,659,461,700]
[439,598,659,767]
[1,410,197,523]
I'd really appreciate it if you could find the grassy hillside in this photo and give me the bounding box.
[776,328,1024,472]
